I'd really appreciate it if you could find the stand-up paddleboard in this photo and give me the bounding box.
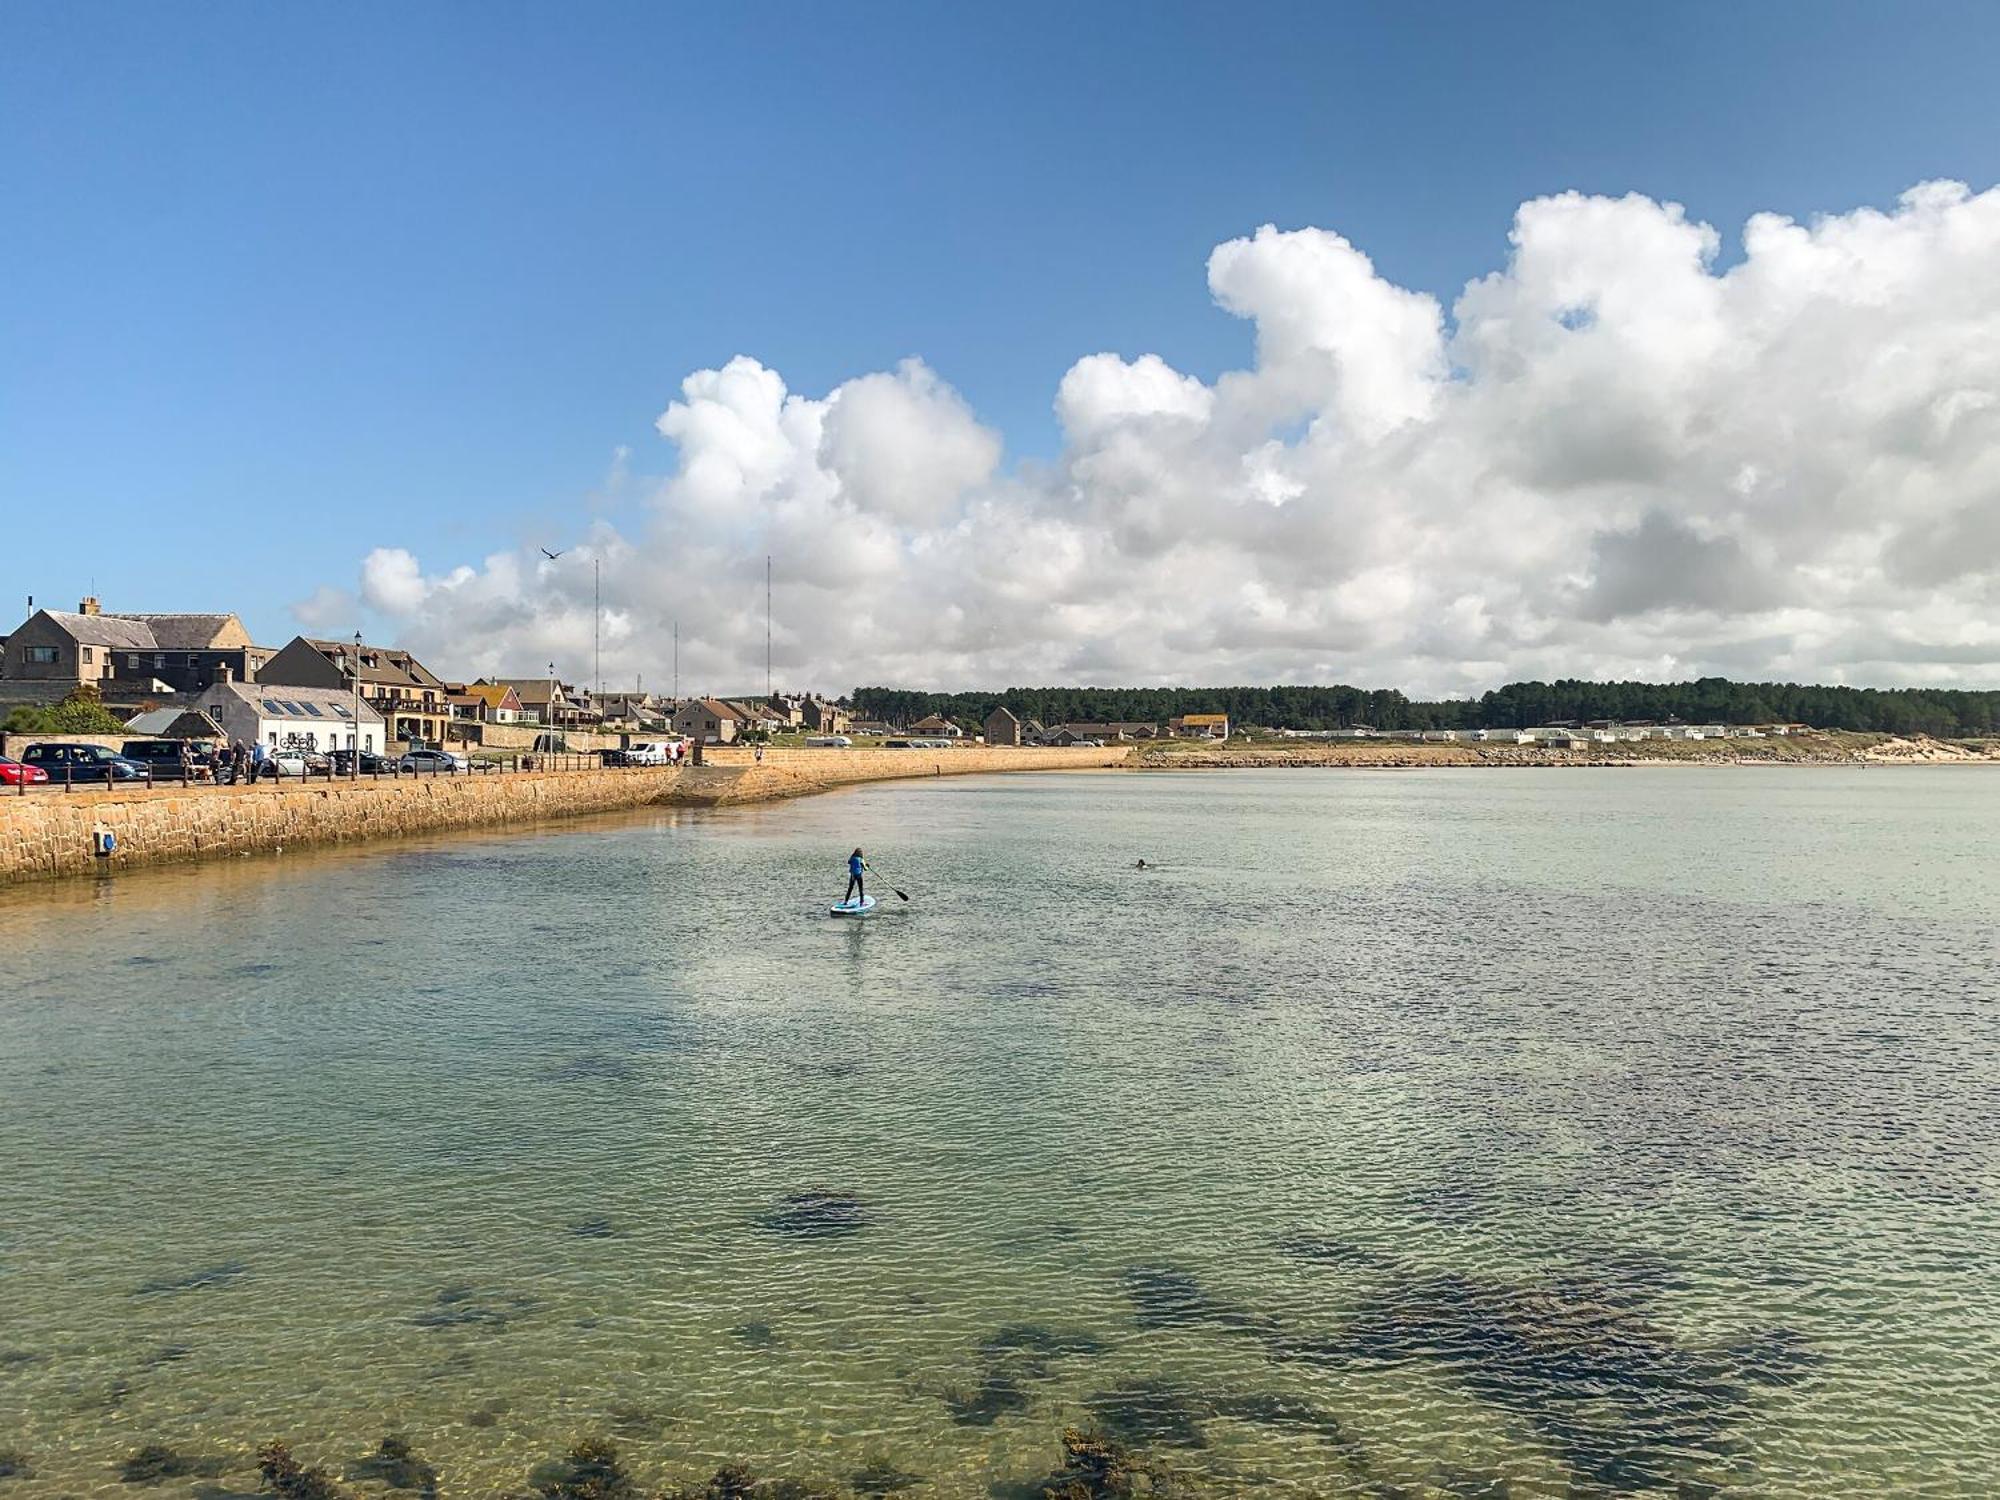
[830,895,877,917]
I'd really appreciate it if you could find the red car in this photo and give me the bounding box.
[0,756,51,786]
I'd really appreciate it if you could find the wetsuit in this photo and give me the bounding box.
[845,854,866,904]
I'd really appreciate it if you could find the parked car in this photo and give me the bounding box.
[18,743,152,782]
[121,739,217,780]
[0,755,51,786]
[328,748,393,775]
[269,749,333,778]
[804,735,852,748]
[398,748,469,774]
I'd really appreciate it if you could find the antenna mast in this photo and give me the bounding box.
[593,557,602,698]
[766,555,772,698]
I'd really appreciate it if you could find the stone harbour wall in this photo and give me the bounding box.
[0,745,1131,883]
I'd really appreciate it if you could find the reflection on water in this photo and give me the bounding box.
[1,768,1996,1496]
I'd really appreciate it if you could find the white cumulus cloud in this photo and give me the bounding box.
[301,180,2000,698]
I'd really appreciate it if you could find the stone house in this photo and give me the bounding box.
[802,696,851,733]
[672,697,746,744]
[984,707,1021,746]
[1,598,270,693]
[260,636,452,747]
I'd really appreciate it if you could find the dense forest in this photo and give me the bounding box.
[849,678,2000,737]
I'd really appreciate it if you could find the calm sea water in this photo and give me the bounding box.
[1,767,1995,1497]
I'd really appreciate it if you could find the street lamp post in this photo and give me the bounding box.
[351,631,363,780]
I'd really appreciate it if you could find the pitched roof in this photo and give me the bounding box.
[681,697,749,720]
[37,610,159,650]
[124,708,227,737]
[202,680,386,724]
[300,637,446,689]
[464,681,523,711]
[488,676,565,706]
[104,613,243,650]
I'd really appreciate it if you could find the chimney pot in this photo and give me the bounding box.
[79,595,101,615]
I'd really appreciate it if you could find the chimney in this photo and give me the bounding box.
[79,595,101,615]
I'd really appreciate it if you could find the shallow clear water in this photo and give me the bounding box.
[1,767,1996,1497]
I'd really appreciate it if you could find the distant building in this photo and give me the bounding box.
[908,714,963,738]
[489,677,597,729]
[725,700,786,733]
[1169,713,1230,740]
[984,706,1021,746]
[672,697,747,744]
[197,681,385,754]
[261,636,452,746]
[595,691,669,728]
[463,681,527,723]
[1050,721,1155,743]
[801,696,851,733]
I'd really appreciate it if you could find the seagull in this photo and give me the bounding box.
[540,547,566,560]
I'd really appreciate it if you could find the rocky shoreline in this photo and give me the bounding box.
[1129,730,2000,771]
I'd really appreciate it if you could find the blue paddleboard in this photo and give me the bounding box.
[830,895,877,917]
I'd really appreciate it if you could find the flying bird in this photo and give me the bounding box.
[540,547,566,560]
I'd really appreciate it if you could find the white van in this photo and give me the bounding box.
[804,735,853,749]
[624,742,671,765]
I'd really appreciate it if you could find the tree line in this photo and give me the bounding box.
[849,677,2000,737]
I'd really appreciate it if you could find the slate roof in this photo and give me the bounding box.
[38,611,159,651]
[301,638,447,690]
[104,613,241,650]
[205,680,385,724]
[124,708,227,738]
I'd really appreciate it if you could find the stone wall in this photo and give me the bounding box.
[0,745,1131,883]
[470,722,629,753]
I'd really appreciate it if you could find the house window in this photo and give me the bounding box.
[27,647,56,663]
[81,647,94,663]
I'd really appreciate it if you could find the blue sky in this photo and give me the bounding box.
[3,2,1998,691]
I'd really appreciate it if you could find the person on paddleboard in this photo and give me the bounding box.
[845,847,869,905]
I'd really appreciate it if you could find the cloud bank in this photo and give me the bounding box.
[305,181,2000,697]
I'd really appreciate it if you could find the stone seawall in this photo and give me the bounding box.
[0,746,1130,883]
